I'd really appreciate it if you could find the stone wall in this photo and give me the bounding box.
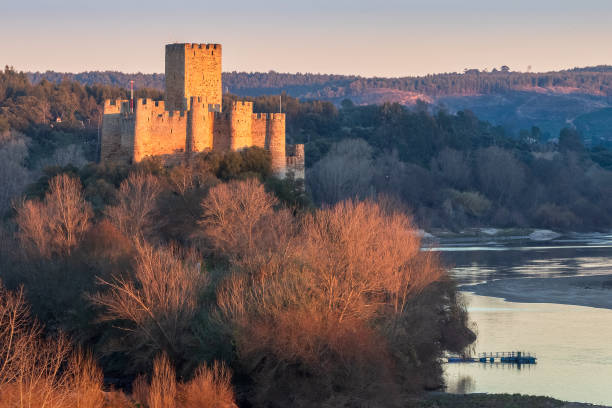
[164,45,186,111]
[101,99,134,163]
[212,113,231,151]
[133,99,188,162]
[251,114,268,148]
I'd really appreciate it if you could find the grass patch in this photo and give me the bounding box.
[412,393,569,408]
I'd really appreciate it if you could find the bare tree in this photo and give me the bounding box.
[66,349,105,408]
[46,174,92,252]
[299,200,434,321]
[0,282,104,408]
[180,361,237,408]
[0,284,40,387]
[106,172,162,239]
[200,178,294,271]
[168,164,196,196]
[215,199,446,405]
[91,242,207,366]
[16,174,92,257]
[148,354,177,408]
[131,355,237,408]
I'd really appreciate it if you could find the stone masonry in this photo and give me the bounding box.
[100,43,304,177]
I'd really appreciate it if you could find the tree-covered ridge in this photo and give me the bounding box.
[3,67,612,231]
[27,66,612,99]
[2,67,162,132]
[291,100,612,231]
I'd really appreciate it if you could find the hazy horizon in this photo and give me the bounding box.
[3,0,612,77]
[19,63,612,79]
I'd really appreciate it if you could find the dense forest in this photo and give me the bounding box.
[3,66,612,231]
[0,149,473,407]
[28,65,612,99]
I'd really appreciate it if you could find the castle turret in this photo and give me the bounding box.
[100,99,129,163]
[133,99,152,162]
[266,113,286,175]
[230,101,253,150]
[188,96,212,152]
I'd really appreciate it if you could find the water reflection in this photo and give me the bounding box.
[447,375,475,394]
[439,233,612,405]
[434,233,612,286]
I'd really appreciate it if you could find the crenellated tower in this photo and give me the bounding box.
[165,43,222,112]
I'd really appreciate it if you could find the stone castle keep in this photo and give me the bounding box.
[101,43,304,177]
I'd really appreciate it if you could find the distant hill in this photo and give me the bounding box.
[27,67,612,144]
[28,66,612,98]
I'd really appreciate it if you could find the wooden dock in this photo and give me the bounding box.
[447,351,537,364]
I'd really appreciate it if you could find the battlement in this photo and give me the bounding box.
[167,43,220,49]
[252,112,286,121]
[133,99,166,117]
[167,43,221,50]
[136,98,165,108]
[103,99,130,114]
[105,99,128,107]
[252,113,283,120]
[136,107,187,122]
[231,100,253,109]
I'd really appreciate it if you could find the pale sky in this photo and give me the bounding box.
[2,0,612,77]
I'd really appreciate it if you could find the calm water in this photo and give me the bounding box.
[438,232,612,406]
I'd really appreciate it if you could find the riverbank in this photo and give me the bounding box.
[462,274,612,310]
[412,393,611,407]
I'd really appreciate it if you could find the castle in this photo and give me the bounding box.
[100,43,304,178]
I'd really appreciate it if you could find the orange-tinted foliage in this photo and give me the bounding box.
[15,174,92,258]
[91,241,207,368]
[132,354,237,408]
[208,180,450,405]
[105,171,161,239]
[0,283,105,408]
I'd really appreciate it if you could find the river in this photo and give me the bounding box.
[435,232,612,406]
